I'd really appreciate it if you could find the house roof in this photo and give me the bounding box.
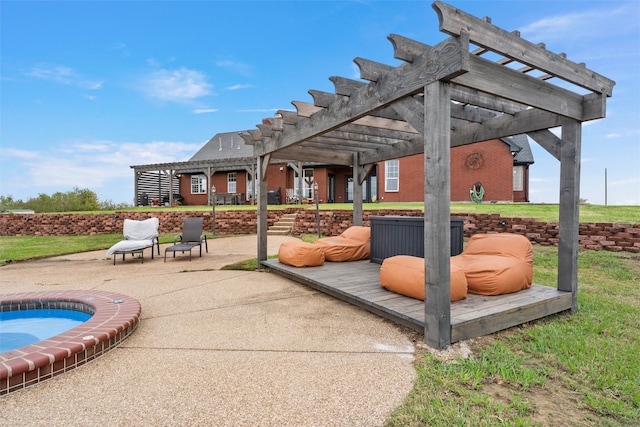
[130,131,255,174]
[189,131,254,161]
[502,135,534,164]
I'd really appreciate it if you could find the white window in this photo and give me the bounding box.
[513,166,524,191]
[191,175,207,194]
[385,160,399,192]
[227,172,237,193]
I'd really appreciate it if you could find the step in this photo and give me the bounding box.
[269,225,293,232]
[267,213,297,236]
[267,229,292,236]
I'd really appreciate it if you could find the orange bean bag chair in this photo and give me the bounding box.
[379,255,468,302]
[278,241,325,267]
[450,233,533,296]
[314,226,371,262]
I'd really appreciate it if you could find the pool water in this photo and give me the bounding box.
[0,309,92,353]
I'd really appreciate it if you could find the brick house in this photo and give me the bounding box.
[169,131,532,206]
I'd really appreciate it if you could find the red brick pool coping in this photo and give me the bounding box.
[0,290,141,395]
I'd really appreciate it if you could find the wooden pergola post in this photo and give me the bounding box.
[353,153,363,226]
[424,81,452,348]
[257,154,270,262]
[558,119,582,312]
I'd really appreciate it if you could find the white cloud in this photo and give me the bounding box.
[3,140,202,193]
[27,64,103,90]
[28,65,75,84]
[0,147,40,160]
[141,67,212,101]
[192,108,218,114]
[226,84,252,91]
[519,2,638,45]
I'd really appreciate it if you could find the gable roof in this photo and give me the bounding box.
[190,131,254,161]
[502,135,534,164]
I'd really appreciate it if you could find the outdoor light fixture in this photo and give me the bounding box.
[211,185,217,235]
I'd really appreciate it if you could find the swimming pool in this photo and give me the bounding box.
[1,308,93,353]
[0,290,141,395]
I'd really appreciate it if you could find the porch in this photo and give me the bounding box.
[262,259,573,343]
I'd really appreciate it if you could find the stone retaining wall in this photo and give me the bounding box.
[1,209,638,253]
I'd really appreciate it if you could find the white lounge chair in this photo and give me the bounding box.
[106,218,160,264]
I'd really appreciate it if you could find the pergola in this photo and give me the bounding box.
[241,2,614,348]
[131,157,256,206]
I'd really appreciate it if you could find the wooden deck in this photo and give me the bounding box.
[262,259,573,343]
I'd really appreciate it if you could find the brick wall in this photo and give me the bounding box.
[450,140,514,202]
[0,211,278,237]
[1,209,638,253]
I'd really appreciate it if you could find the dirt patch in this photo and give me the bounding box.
[412,335,600,426]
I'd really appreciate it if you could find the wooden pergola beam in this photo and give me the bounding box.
[254,35,469,157]
[434,1,615,97]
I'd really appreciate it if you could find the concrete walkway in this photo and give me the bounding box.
[0,235,417,427]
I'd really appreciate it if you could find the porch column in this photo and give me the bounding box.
[133,169,140,206]
[557,119,582,312]
[423,81,452,349]
[297,161,304,203]
[257,154,270,262]
[206,167,217,206]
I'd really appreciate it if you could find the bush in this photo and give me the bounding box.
[0,188,131,213]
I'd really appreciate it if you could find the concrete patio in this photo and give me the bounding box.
[0,235,417,426]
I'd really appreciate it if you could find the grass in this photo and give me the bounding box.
[0,233,199,263]
[1,205,639,425]
[0,234,122,262]
[385,247,640,426]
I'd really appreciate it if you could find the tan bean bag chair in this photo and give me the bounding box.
[278,241,325,267]
[379,255,468,302]
[451,233,533,296]
[314,226,370,262]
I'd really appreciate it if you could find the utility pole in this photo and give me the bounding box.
[605,168,608,206]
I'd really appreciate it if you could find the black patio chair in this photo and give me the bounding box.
[164,217,208,261]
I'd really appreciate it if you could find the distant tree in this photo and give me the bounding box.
[0,195,25,211]
[1,188,132,212]
[98,199,133,210]
[24,187,100,212]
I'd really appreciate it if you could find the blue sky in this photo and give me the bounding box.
[1,0,639,206]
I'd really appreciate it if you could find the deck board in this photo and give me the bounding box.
[263,259,573,343]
